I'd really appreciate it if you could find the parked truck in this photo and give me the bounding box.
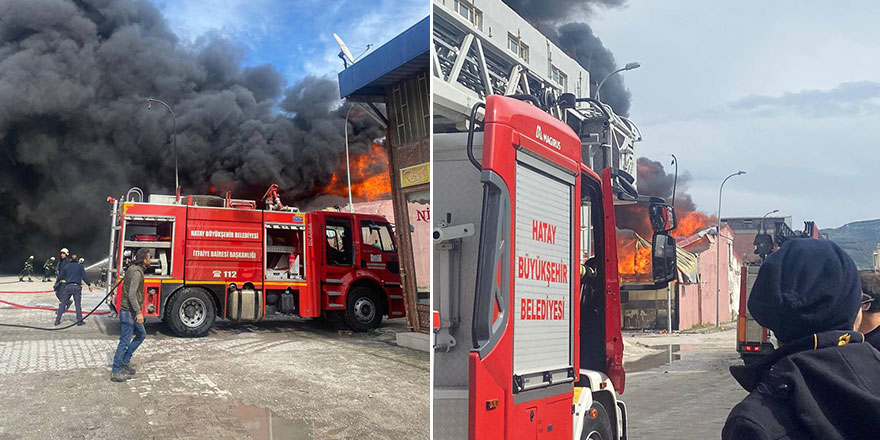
[736,221,820,362]
[105,188,404,337]
[433,95,679,439]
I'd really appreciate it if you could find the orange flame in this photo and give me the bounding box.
[614,211,715,280]
[673,211,715,238]
[321,143,392,201]
[616,230,653,282]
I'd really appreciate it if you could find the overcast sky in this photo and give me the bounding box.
[589,1,880,229]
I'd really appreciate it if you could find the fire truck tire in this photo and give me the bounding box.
[344,287,383,332]
[165,288,215,337]
[581,401,614,440]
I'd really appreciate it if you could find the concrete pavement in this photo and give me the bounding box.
[0,277,429,439]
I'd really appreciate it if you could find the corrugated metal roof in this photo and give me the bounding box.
[337,16,429,101]
[635,234,700,284]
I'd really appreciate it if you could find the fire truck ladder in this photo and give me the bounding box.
[432,2,642,186]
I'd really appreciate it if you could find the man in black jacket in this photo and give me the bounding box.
[857,270,880,350]
[722,239,880,440]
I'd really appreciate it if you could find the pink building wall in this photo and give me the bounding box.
[677,225,738,330]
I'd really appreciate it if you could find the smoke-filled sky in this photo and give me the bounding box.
[0,0,425,271]
[586,1,880,229]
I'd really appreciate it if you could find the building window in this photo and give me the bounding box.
[507,34,529,62]
[390,72,430,145]
[454,0,482,30]
[550,64,568,91]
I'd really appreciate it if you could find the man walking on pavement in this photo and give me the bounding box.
[722,239,880,440]
[111,248,150,382]
[19,256,35,282]
[42,256,56,282]
[858,270,880,350]
[54,256,92,326]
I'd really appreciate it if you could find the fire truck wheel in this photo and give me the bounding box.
[581,401,613,440]
[344,287,383,332]
[165,288,215,337]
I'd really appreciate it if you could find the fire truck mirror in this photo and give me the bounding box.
[652,233,677,285]
[649,203,676,233]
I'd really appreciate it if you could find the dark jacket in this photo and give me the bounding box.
[723,330,880,440]
[55,261,90,289]
[121,264,145,312]
[866,326,880,352]
[56,257,70,279]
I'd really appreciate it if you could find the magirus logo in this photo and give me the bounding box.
[535,125,561,150]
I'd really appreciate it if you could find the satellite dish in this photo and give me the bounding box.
[334,33,355,66]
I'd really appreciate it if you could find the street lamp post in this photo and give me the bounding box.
[344,104,355,213]
[670,154,678,207]
[761,209,780,234]
[716,170,746,327]
[147,98,178,195]
[595,62,641,102]
[666,155,679,334]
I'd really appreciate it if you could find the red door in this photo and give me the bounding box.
[321,215,355,311]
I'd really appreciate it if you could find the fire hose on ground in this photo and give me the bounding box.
[0,279,122,331]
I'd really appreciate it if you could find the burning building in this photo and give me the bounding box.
[620,224,742,331]
[616,158,743,330]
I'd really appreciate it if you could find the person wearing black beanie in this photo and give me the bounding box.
[723,239,880,440]
[858,270,880,350]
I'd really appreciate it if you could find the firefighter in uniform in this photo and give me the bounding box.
[18,256,35,282]
[42,256,56,282]
[111,248,150,382]
[54,256,92,326]
[55,248,70,302]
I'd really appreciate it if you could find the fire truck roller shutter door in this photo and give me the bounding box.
[165,287,216,337]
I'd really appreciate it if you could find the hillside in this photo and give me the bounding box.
[822,219,880,269]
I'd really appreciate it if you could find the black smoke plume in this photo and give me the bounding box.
[0,0,382,272]
[616,158,714,239]
[503,0,631,116]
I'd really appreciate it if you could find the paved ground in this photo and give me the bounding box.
[0,277,429,440]
[622,326,748,440]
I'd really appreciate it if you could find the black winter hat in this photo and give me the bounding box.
[748,239,861,342]
[133,248,152,265]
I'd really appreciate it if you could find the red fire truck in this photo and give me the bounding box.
[736,221,821,362]
[433,95,678,439]
[105,190,404,337]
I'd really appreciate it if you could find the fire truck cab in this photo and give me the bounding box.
[737,221,821,362]
[433,95,678,439]
[106,192,405,336]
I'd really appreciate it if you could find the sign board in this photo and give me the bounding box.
[513,162,573,384]
[400,163,430,188]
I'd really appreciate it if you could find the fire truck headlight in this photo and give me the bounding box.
[148,288,157,296]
